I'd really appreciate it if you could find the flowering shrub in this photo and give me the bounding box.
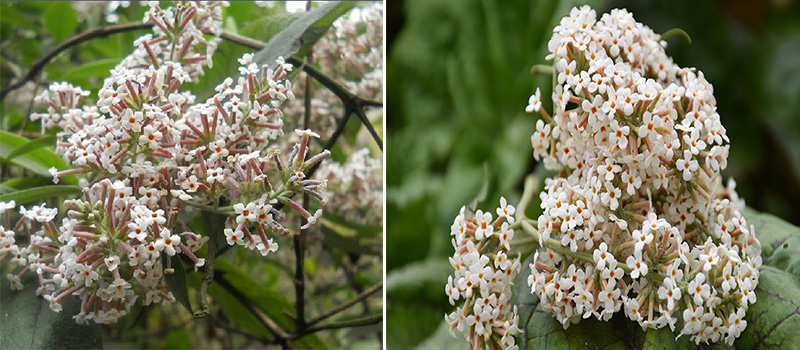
[0,2,380,338]
[445,6,761,349]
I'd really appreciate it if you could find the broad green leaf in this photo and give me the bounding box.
[0,177,53,194]
[163,254,193,314]
[43,1,78,43]
[319,215,382,239]
[0,131,77,185]
[0,185,81,204]
[253,1,356,66]
[744,208,800,279]
[642,328,693,350]
[735,266,800,349]
[58,58,121,87]
[187,273,275,338]
[320,225,381,256]
[320,215,382,256]
[0,274,103,349]
[241,11,304,42]
[211,258,327,349]
[0,4,36,30]
[4,135,56,162]
[386,259,451,294]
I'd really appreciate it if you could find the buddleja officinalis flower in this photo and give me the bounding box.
[0,1,332,324]
[445,6,760,349]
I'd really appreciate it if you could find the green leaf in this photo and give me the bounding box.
[319,215,382,239]
[0,177,53,194]
[4,135,57,162]
[0,185,81,204]
[744,208,800,279]
[190,273,275,337]
[320,215,382,256]
[58,58,121,87]
[253,1,356,66]
[0,131,77,185]
[642,328,693,350]
[0,274,103,349]
[735,266,800,349]
[207,258,327,349]
[43,1,78,43]
[660,28,692,45]
[386,259,451,294]
[320,226,382,256]
[241,11,304,42]
[163,254,193,314]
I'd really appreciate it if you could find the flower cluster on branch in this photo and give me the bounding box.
[1,1,332,324]
[446,6,761,349]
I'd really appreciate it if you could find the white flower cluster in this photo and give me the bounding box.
[444,198,522,350]
[315,148,382,226]
[3,1,331,324]
[524,6,760,345]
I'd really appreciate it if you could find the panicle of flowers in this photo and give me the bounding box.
[3,1,332,324]
[30,82,91,132]
[444,198,522,350]
[314,148,382,226]
[522,6,760,345]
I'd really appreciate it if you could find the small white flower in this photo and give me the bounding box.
[301,209,323,229]
[657,277,681,310]
[105,256,120,272]
[625,250,648,279]
[7,273,23,290]
[224,228,244,246]
[496,197,516,223]
[474,210,493,240]
[526,88,542,113]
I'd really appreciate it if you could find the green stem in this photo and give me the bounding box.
[195,198,220,318]
[184,201,234,216]
[514,175,538,223]
[530,64,554,76]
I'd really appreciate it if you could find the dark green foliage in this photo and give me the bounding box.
[0,274,103,349]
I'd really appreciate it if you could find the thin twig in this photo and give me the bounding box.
[214,272,292,347]
[307,280,383,326]
[0,22,152,101]
[217,322,273,345]
[352,106,383,152]
[292,314,383,339]
[292,15,313,331]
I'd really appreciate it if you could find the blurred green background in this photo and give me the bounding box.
[385,0,800,348]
